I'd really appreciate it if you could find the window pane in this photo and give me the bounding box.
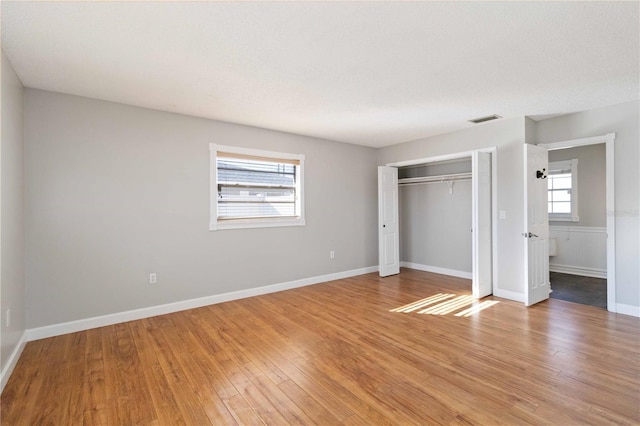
[551,189,571,202]
[548,161,577,220]
[216,155,299,220]
[552,202,571,213]
[551,176,571,189]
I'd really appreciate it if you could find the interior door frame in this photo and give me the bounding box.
[539,133,616,312]
[385,147,498,296]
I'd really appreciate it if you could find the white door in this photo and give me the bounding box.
[524,144,550,306]
[378,166,400,277]
[472,151,492,298]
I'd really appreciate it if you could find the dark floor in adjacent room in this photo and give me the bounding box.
[549,272,607,309]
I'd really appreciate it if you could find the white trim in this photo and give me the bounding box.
[605,136,616,313]
[24,266,378,342]
[539,133,616,313]
[492,289,525,303]
[539,133,615,151]
[549,265,607,279]
[401,262,472,280]
[1,331,27,393]
[615,304,640,318]
[491,147,499,298]
[210,143,305,162]
[209,143,306,231]
[385,150,476,168]
[213,217,306,231]
[549,225,607,233]
[209,146,218,228]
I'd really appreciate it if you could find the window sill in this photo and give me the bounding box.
[210,217,306,231]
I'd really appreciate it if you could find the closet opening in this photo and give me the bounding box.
[379,149,496,300]
[398,158,473,281]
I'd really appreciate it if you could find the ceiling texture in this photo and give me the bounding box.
[2,1,639,148]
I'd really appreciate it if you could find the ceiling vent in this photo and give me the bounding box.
[468,114,502,124]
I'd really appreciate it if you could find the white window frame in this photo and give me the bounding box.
[548,159,579,222]
[210,144,305,231]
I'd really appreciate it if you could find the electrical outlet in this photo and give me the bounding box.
[149,273,157,284]
[330,250,335,259]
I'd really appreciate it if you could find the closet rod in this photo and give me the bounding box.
[398,172,472,186]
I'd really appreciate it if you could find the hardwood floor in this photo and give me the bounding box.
[2,269,639,425]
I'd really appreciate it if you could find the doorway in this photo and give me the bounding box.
[378,148,496,299]
[539,133,615,312]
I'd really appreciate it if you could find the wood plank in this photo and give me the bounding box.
[2,269,639,425]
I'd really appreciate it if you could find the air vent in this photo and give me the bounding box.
[468,114,502,124]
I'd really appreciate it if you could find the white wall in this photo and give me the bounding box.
[536,100,640,310]
[16,90,640,333]
[24,89,379,328]
[549,226,607,278]
[1,52,26,377]
[378,117,526,299]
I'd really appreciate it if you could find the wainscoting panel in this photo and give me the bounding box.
[549,226,606,278]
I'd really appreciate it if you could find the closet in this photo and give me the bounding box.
[378,150,493,298]
[397,158,473,280]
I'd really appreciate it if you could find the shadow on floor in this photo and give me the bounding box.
[549,272,607,309]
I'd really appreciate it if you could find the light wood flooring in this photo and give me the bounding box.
[2,269,639,425]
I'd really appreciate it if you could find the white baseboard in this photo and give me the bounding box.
[25,266,379,342]
[401,262,472,280]
[400,262,526,304]
[549,264,606,279]
[615,303,640,318]
[1,331,27,394]
[492,288,525,303]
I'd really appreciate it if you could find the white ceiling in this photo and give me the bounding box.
[2,1,638,148]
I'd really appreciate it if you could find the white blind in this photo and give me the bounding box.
[216,153,298,220]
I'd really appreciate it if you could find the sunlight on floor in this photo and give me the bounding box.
[390,294,499,317]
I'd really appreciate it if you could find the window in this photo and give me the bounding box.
[210,144,305,230]
[548,159,578,222]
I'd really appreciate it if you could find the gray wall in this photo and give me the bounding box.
[400,180,472,273]
[14,88,640,331]
[549,144,606,228]
[536,100,639,309]
[379,117,526,297]
[1,52,26,372]
[25,89,379,328]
